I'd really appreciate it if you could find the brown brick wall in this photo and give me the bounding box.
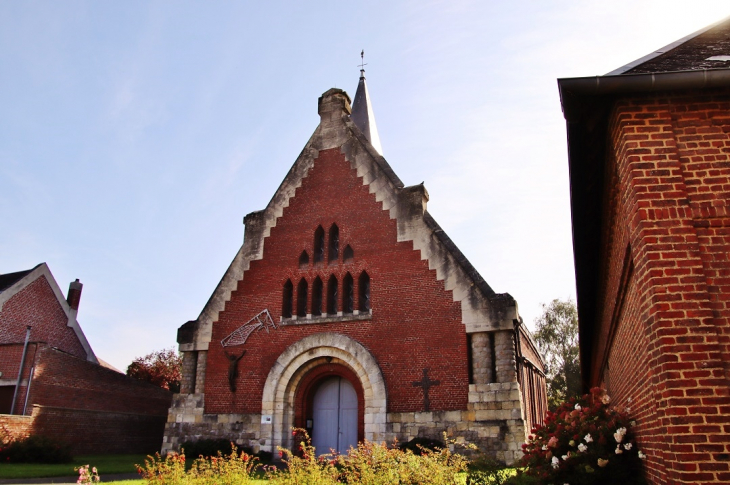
[29,405,167,455]
[28,345,172,415]
[595,90,730,484]
[0,276,86,359]
[205,147,469,415]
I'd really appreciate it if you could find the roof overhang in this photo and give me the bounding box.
[557,68,730,390]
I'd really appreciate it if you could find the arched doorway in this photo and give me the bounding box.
[260,333,387,454]
[311,376,358,454]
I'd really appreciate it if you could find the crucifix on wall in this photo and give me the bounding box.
[225,350,246,392]
[412,368,440,411]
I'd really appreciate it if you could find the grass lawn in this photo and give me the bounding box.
[0,454,147,479]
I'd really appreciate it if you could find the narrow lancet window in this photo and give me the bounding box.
[297,278,308,317]
[358,271,370,312]
[343,245,354,262]
[299,250,309,268]
[328,224,339,263]
[342,273,354,314]
[282,280,293,318]
[327,275,338,315]
[313,226,325,264]
[312,277,323,317]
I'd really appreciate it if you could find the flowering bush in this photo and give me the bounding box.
[519,388,646,485]
[265,429,468,485]
[75,465,100,484]
[137,445,259,485]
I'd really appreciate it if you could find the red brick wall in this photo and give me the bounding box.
[29,405,167,455]
[0,343,39,414]
[0,414,32,443]
[29,346,172,415]
[0,275,86,359]
[595,90,730,484]
[205,148,468,414]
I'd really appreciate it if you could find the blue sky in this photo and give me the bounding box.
[2,1,728,371]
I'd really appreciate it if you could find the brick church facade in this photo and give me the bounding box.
[559,18,730,484]
[163,71,546,464]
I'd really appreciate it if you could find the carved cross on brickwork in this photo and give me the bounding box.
[412,368,440,411]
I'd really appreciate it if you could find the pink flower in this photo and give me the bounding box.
[548,436,559,448]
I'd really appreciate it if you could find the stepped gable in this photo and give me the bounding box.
[181,87,518,353]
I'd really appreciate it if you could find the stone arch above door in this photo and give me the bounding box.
[260,333,386,453]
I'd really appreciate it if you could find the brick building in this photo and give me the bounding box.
[559,18,730,485]
[162,70,547,464]
[0,263,172,454]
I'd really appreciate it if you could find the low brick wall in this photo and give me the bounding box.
[0,414,32,443]
[30,405,167,455]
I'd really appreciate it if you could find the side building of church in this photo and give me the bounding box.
[162,72,546,464]
[559,17,730,484]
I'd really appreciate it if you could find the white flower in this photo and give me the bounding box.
[601,394,610,405]
[562,454,568,461]
[584,433,593,443]
[578,443,587,453]
[615,445,623,454]
[614,427,627,443]
[552,456,560,469]
[574,403,582,411]
[638,451,646,459]
[624,443,632,450]
[542,445,548,451]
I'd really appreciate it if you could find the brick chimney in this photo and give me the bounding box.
[67,279,82,312]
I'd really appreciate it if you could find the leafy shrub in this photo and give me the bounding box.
[266,429,467,485]
[180,439,235,458]
[518,387,647,485]
[466,456,516,485]
[138,445,259,485]
[0,435,73,463]
[398,436,445,455]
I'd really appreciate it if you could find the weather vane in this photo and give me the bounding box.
[359,50,367,72]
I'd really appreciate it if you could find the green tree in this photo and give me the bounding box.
[533,299,581,411]
[127,347,182,392]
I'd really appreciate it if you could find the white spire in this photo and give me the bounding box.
[350,55,383,155]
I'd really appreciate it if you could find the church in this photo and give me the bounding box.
[162,68,547,465]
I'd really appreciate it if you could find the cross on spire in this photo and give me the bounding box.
[412,368,440,411]
[359,50,367,75]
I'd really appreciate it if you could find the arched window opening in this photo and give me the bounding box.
[312,277,323,317]
[313,226,325,264]
[328,224,339,263]
[297,278,308,317]
[342,273,354,314]
[343,245,354,262]
[358,271,370,312]
[282,280,293,318]
[299,250,309,268]
[327,275,338,315]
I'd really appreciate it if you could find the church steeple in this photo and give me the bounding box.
[350,51,383,155]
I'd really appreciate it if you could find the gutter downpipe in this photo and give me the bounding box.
[10,326,32,415]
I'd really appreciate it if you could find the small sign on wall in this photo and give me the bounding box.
[261,415,272,424]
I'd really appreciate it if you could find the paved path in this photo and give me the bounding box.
[0,472,141,484]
